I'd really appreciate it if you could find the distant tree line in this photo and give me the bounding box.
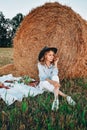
[0,11,24,47]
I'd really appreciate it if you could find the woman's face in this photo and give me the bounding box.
[45,51,54,62]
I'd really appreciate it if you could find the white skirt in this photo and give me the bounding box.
[38,76,59,93]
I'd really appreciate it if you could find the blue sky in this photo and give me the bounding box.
[0,0,87,20]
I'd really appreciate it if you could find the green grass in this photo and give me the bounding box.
[0,48,87,130]
[0,48,13,67]
[0,78,87,130]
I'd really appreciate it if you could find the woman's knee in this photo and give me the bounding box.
[40,80,50,87]
[51,76,59,83]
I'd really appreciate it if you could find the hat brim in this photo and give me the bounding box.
[38,47,57,61]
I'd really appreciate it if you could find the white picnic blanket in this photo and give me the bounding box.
[0,74,44,105]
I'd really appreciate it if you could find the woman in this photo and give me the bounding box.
[37,46,76,111]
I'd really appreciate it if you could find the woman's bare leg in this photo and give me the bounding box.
[52,87,59,110]
[58,90,67,98]
[54,87,59,100]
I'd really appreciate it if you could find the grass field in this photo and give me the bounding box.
[0,48,13,67]
[0,48,87,130]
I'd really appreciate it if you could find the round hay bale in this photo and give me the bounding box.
[13,2,87,79]
[0,64,17,76]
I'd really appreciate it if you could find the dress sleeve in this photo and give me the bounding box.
[51,66,58,76]
[37,63,46,81]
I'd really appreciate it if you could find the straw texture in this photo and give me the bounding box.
[1,2,87,79]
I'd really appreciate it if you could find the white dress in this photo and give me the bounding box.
[37,62,59,92]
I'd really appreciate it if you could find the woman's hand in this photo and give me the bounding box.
[51,81,60,88]
[46,78,60,88]
[54,57,59,67]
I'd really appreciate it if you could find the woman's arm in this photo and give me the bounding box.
[46,78,60,88]
[54,57,59,68]
[51,57,59,76]
[38,62,47,81]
